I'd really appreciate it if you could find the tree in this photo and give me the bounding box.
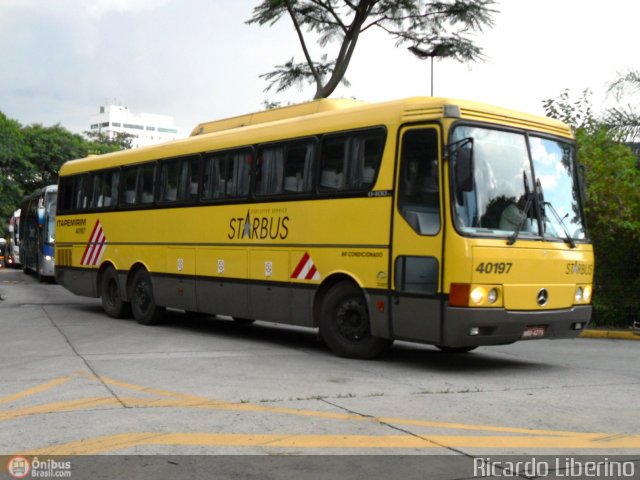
[0,111,134,236]
[84,129,135,153]
[0,112,28,234]
[544,89,640,327]
[605,69,640,142]
[21,124,89,192]
[247,0,497,99]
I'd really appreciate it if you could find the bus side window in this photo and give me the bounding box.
[138,163,156,204]
[350,131,383,189]
[320,129,384,192]
[121,166,138,206]
[320,135,348,191]
[398,128,440,235]
[74,175,89,210]
[202,154,224,199]
[89,170,119,208]
[90,173,104,208]
[227,150,251,198]
[159,160,180,202]
[105,170,119,207]
[202,149,250,199]
[178,156,200,201]
[59,176,77,211]
[256,146,285,195]
[284,141,315,193]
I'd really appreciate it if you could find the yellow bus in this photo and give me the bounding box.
[55,97,593,358]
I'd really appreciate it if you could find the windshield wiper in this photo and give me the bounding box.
[543,201,577,248]
[507,172,534,246]
[534,178,577,248]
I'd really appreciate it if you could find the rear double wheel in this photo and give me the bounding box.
[319,280,391,359]
[130,269,165,325]
[100,267,131,318]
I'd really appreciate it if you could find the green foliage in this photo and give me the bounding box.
[0,113,28,234]
[84,129,135,153]
[544,89,640,327]
[248,0,497,99]
[0,111,131,235]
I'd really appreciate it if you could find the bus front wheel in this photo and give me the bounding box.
[100,267,131,319]
[130,269,165,325]
[319,281,391,359]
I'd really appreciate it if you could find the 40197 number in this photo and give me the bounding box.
[475,262,513,274]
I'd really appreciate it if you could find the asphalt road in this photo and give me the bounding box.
[0,267,638,477]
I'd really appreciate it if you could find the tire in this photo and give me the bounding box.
[319,281,392,359]
[100,267,131,319]
[435,345,477,353]
[130,269,165,325]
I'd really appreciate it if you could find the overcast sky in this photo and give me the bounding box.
[1,0,637,135]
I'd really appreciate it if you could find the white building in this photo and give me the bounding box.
[89,104,183,148]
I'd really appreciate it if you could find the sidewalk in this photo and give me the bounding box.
[581,328,640,341]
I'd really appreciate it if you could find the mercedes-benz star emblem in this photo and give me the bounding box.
[537,288,549,307]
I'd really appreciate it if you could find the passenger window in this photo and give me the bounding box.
[75,175,89,209]
[179,156,200,201]
[256,146,284,195]
[59,174,89,211]
[159,156,199,203]
[121,166,139,206]
[90,170,119,208]
[320,129,384,192]
[138,164,155,204]
[159,160,180,202]
[202,149,251,199]
[284,141,315,193]
[398,128,440,235]
[256,140,315,195]
[351,131,383,189]
[319,135,348,191]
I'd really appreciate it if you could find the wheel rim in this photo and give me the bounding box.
[335,297,369,341]
[134,279,151,313]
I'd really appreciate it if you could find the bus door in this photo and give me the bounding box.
[391,125,444,343]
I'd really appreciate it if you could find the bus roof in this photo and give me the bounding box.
[60,97,573,176]
[189,98,366,136]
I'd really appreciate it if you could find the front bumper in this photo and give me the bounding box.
[441,304,592,348]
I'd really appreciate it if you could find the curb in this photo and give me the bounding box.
[580,329,640,341]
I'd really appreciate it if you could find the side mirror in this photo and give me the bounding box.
[455,148,474,193]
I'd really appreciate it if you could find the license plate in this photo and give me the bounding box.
[522,325,547,339]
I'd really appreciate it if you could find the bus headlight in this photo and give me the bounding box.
[487,288,498,304]
[574,285,592,304]
[450,284,502,307]
[470,287,485,305]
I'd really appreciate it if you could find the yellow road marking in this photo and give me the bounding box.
[0,397,120,421]
[23,432,640,455]
[0,376,71,405]
[92,373,599,438]
[2,373,637,453]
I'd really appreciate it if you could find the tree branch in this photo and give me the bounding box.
[309,0,349,34]
[284,0,322,87]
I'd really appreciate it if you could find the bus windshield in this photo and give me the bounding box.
[450,125,587,242]
[44,192,57,245]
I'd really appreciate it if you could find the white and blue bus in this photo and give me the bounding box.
[19,185,58,281]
